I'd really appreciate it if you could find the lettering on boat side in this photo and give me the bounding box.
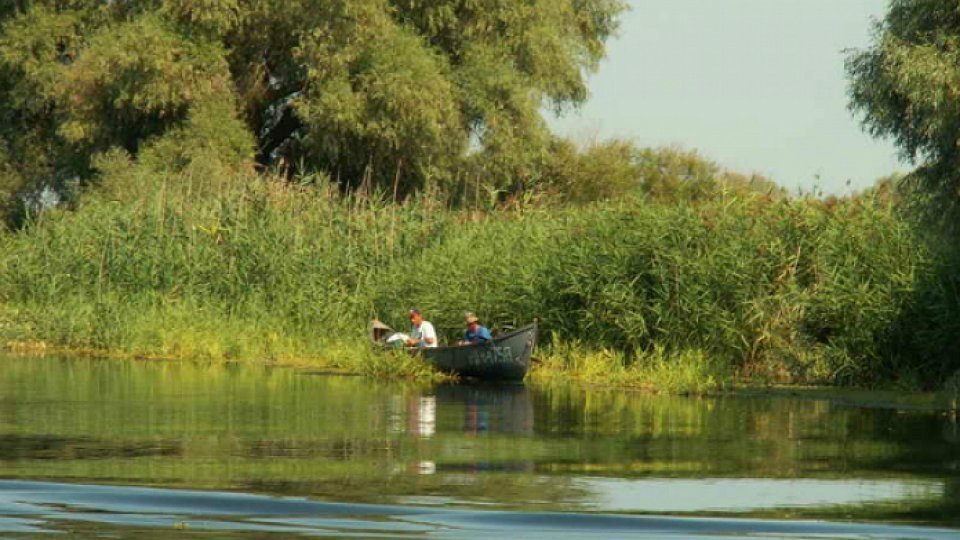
[468,347,515,366]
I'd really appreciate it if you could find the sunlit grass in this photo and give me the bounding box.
[0,170,956,389]
[530,340,730,394]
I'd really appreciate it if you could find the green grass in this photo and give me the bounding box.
[0,170,957,390]
[530,341,731,394]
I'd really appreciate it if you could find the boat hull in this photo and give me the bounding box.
[422,324,537,381]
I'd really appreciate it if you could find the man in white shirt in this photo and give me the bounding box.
[405,308,438,348]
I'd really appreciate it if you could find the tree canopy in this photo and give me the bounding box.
[846,0,960,214]
[0,0,626,222]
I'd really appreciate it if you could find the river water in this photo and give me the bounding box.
[0,356,958,538]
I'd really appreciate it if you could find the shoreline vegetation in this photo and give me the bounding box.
[2,2,960,396]
[1,158,958,395]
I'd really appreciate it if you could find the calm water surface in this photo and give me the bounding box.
[0,355,958,538]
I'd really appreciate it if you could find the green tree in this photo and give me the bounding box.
[846,0,960,215]
[0,0,626,222]
[542,138,641,203]
[635,146,783,202]
[0,3,254,223]
[539,142,786,205]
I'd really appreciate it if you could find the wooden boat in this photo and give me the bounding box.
[370,320,537,381]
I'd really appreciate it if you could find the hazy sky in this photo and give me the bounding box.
[549,0,904,194]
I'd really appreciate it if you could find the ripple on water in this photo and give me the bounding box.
[1,480,959,539]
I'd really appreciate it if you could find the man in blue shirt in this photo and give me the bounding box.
[459,312,492,345]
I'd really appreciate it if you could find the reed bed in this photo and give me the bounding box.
[0,171,956,390]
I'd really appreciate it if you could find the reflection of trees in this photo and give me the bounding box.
[0,358,581,507]
[527,385,960,523]
[0,434,181,460]
[529,385,959,481]
[1,357,958,516]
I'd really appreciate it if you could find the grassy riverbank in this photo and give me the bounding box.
[1,170,958,391]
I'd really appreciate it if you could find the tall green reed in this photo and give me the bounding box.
[0,170,952,388]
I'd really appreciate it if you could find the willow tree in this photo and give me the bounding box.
[847,0,960,216]
[0,0,625,222]
[0,2,253,224]
[230,0,625,192]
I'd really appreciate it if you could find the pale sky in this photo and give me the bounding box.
[549,0,904,194]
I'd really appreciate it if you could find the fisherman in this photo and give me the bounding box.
[405,308,438,348]
[458,312,492,345]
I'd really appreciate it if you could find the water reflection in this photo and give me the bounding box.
[0,356,958,528]
[437,385,535,437]
[580,478,944,512]
[387,394,435,438]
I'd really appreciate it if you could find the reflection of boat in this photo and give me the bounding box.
[435,384,535,436]
[371,321,537,381]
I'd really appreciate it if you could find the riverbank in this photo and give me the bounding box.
[0,333,446,382]
[1,172,958,392]
[5,341,960,412]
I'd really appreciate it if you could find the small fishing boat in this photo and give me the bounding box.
[371,320,537,381]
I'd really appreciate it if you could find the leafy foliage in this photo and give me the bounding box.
[0,0,627,223]
[540,143,786,204]
[847,0,960,217]
[1,167,951,389]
